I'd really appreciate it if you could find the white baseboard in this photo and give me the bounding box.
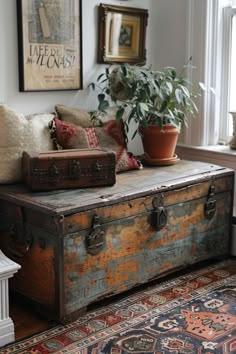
[0,318,15,347]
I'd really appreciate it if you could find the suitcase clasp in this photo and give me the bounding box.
[69,160,81,179]
[92,161,103,181]
[86,215,105,255]
[48,162,60,180]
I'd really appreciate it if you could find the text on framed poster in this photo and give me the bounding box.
[16,0,83,91]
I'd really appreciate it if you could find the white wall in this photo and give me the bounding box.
[0,0,188,116]
[151,0,188,72]
[0,0,190,155]
[0,0,153,115]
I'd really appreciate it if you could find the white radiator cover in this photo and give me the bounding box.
[0,250,20,347]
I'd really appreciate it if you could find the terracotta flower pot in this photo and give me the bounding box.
[140,125,179,159]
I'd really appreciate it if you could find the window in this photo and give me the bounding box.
[182,0,236,147]
[219,5,236,143]
[230,12,236,114]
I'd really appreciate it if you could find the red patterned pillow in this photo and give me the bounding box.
[49,117,141,173]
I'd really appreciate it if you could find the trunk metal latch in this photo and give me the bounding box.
[86,215,105,255]
[204,184,216,219]
[150,194,167,231]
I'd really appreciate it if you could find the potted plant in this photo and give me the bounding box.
[89,61,200,163]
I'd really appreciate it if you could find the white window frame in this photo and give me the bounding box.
[182,0,236,147]
[219,6,236,143]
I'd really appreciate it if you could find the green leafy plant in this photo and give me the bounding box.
[89,60,200,139]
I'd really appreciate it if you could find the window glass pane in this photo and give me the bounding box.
[229,15,236,134]
[230,15,236,109]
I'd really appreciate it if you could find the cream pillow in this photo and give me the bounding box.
[0,104,54,183]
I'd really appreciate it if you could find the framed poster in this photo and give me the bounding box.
[16,0,83,92]
[98,4,148,64]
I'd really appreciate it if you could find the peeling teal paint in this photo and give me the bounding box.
[63,189,232,316]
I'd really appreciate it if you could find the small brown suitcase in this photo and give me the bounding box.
[22,148,116,191]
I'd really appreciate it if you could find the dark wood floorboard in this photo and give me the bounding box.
[10,296,53,341]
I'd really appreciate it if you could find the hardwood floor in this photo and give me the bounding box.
[10,295,55,341]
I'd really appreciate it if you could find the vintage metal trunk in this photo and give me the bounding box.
[22,148,116,191]
[0,160,234,323]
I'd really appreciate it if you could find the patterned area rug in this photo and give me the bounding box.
[1,259,236,354]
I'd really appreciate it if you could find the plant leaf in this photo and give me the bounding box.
[98,93,105,103]
[139,102,149,112]
[116,107,125,121]
[179,85,190,97]
[88,82,95,90]
[97,94,109,111]
[97,73,105,82]
[98,100,109,112]
[175,88,184,104]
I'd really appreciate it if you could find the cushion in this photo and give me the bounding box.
[0,104,54,183]
[49,117,141,173]
[55,104,112,127]
[55,105,93,127]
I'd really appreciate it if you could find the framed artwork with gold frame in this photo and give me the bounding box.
[16,0,83,92]
[98,4,148,64]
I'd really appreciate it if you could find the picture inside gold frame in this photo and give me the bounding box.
[106,13,140,58]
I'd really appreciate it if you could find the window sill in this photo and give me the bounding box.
[176,144,236,168]
[176,143,236,216]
